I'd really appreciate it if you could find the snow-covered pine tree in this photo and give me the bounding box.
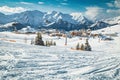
[84,39,91,51]
[80,44,85,50]
[53,41,56,46]
[35,32,44,46]
[49,40,53,45]
[45,41,48,46]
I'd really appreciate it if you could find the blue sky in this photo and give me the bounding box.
[0,0,120,20]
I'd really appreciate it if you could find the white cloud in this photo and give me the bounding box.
[105,0,120,18]
[85,7,104,20]
[60,3,68,5]
[114,0,120,8]
[38,2,44,5]
[107,9,120,17]
[20,2,33,5]
[106,3,114,7]
[0,6,27,14]
[107,9,120,13]
[84,6,120,20]
[107,0,120,8]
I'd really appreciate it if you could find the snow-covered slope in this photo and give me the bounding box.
[104,16,120,25]
[0,29,120,80]
[92,24,120,34]
[18,26,36,33]
[0,22,17,28]
[0,22,25,31]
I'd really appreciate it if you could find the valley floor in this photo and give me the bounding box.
[0,29,120,80]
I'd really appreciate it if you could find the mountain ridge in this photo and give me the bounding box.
[0,10,118,31]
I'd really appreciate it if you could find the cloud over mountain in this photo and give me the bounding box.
[0,6,27,14]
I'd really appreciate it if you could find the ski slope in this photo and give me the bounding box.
[0,25,120,80]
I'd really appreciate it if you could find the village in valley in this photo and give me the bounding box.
[0,24,117,52]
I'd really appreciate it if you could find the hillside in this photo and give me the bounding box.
[0,24,120,80]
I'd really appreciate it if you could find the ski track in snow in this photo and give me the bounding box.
[0,31,120,80]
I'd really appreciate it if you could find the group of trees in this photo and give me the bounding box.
[45,40,56,46]
[33,32,91,51]
[76,39,92,51]
[35,32,56,46]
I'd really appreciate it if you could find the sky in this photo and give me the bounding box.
[0,0,120,20]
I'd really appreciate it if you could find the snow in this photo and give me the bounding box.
[70,13,85,23]
[18,26,36,33]
[0,22,16,28]
[0,24,120,80]
[105,16,120,25]
[92,24,120,34]
[44,22,55,27]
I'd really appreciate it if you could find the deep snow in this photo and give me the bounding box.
[0,25,120,80]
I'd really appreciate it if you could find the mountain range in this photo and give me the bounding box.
[0,10,119,31]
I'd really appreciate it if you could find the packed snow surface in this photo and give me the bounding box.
[0,25,120,80]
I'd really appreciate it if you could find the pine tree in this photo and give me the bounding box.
[53,41,56,46]
[80,44,85,50]
[35,32,44,46]
[84,39,91,51]
[47,41,50,47]
[50,40,53,45]
[76,43,80,50]
[45,41,48,46]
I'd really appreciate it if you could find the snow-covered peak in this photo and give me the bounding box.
[44,11,63,21]
[70,12,89,24]
[44,11,88,25]
[47,11,58,15]
[71,13,85,21]
[70,13,83,19]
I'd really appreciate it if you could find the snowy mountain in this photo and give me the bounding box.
[8,10,45,27]
[0,10,92,31]
[70,13,88,24]
[90,21,109,30]
[0,10,120,31]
